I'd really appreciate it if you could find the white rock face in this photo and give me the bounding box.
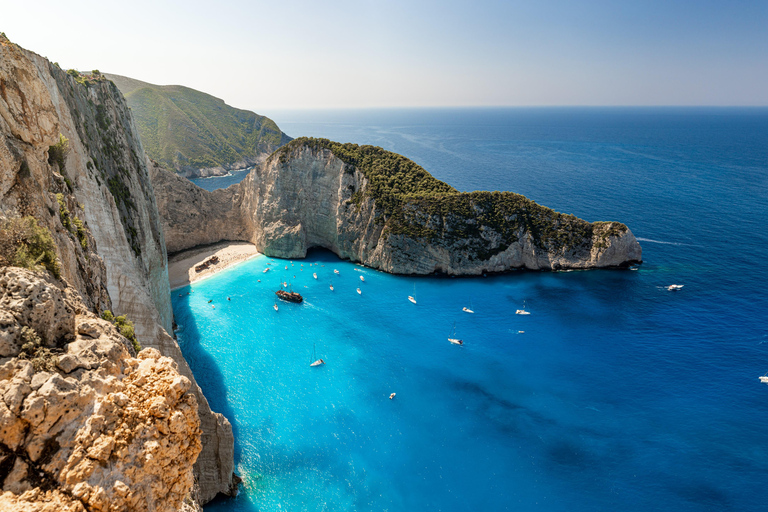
[0,37,235,505]
[156,142,642,274]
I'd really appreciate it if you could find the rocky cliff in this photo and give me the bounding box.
[0,268,201,512]
[156,138,642,272]
[0,35,234,506]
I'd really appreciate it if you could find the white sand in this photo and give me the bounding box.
[168,241,260,290]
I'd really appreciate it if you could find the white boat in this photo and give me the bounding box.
[310,343,324,367]
[357,287,362,295]
[273,303,278,311]
[313,273,317,279]
[448,322,463,345]
[334,269,340,275]
[360,275,365,282]
[408,284,417,304]
[515,300,530,315]
[463,299,474,313]
[667,284,684,291]
[330,283,334,291]
[263,268,270,273]
[285,266,288,270]
[760,375,768,384]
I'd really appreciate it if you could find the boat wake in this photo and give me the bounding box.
[636,237,691,246]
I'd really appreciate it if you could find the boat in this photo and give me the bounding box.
[357,287,362,295]
[334,269,340,275]
[667,284,684,291]
[263,268,270,273]
[408,284,417,304]
[310,343,324,367]
[273,303,278,311]
[285,266,288,270]
[463,299,474,313]
[360,275,365,282]
[313,273,317,279]
[515,300,530,315]
[330,282,334,291]
[760,375,768,384]
[389,392,396,400]
[448,322,463,345]
[276,289,303,303]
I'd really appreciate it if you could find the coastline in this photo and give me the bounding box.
[168,241,261,290]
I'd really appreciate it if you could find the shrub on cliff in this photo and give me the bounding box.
[18,326,59,372]
[0,214,60,278]
[48,133,69,171]
[102,310,142,353]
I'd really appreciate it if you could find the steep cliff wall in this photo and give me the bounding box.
[0,36,234,505]
[150,162,248,255]
[157,138,641,273]
[0,268,201,512]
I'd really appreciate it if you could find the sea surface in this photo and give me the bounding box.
[172,108,768,511]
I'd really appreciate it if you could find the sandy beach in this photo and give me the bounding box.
[168,241,261,290]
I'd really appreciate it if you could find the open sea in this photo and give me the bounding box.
[178,107,768,511]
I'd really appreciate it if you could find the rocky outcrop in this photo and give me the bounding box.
[0,268,201,511]
[0,36,234,505]
[156,138,642,272]
[149,162,248,255]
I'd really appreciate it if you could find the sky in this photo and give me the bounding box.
[3,0,767,110]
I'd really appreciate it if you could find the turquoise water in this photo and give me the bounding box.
[174,108,768,511]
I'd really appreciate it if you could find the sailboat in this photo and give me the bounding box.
[408,284,417,304]
[760,373,768,384]
[463,299,474,313]
[515,300,531,315]
[448,322,463,345]
[310,343,325,367]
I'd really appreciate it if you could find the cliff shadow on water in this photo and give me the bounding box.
[172,290,241,457]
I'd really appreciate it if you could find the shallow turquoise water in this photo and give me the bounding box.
[174,108,768,511]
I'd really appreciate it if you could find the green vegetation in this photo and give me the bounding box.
[106,73,292,172]
[56,194,88,250]
[279,138,628,258]
[18,326,58,372]
[56,193,71,230]
[102,310,141,353]
[66,69,107,87]
[0,215,60,278]
[48,133,69,171]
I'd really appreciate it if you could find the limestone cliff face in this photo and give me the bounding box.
[0,268,201,512]
[150,162,248,254]
[0,37,234,505]
[157,140,642,273]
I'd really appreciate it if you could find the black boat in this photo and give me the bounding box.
[276,289,303,303]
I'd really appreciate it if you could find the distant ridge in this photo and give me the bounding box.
[106,74,292,177]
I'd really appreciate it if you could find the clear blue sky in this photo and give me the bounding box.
[4,0,767,110]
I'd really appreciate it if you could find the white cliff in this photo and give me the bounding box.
[156,138,642,273]
[0,36,235,506]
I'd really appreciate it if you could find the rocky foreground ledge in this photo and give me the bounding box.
[154,138,642,273]
[0,268,202,511]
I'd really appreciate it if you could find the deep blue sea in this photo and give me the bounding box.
[173,108,768,511]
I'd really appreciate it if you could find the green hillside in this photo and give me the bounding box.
[106,74,291,173]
